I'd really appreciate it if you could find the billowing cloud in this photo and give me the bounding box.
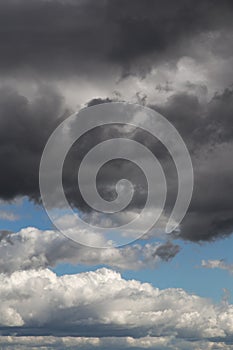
[0,227,180,273]
[1,85,233,243]
[0,267,233,341]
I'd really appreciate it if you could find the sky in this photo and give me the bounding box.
[1,0,233,349]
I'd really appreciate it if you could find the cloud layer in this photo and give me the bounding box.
[0,335,233,350]
[0,0,232,78]
[0,267,233,342]
[0,1,233,246]
[0,227,180,273]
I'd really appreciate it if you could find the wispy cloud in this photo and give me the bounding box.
[202,259,233,274]
[0,211,19,221]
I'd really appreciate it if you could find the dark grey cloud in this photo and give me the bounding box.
[154,241,180,261]
[0,0,232,78]
[76,90,233,243]
[1,86,233,243]
[0,85,70,201]
[86,98,114,107]
[153,88,233,241]
[0,0,233,244]
[0,230,13,245]
[85,89,233,243]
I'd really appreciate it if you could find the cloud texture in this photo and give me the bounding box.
[0,0,233,243]
[0,227,180,273]
[0,267,233,342]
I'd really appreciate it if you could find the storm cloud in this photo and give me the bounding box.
[0,0,232,78]
[0,0,233,244]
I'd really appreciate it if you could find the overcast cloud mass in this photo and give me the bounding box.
[0,0,233,242]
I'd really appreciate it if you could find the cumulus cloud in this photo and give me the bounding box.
[0,267,233,341]
[0,227,180,273]
[0,335,233,350]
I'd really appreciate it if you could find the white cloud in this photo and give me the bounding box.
[0,227,179,273]
[202,259,233,274]
[0,267,233,342]
[0,335,233,349]
[0,210,19,221]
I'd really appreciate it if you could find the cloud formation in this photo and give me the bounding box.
[1,85,233,243]
[0,335,233,350]
[1,1,233,348]
[0,0,232,78]
[0,211,18,221]
[0,85,69,201]
[202,259,233,275]
[0,267,233,341]
[0,0,233,244]
[0,227,180,273]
